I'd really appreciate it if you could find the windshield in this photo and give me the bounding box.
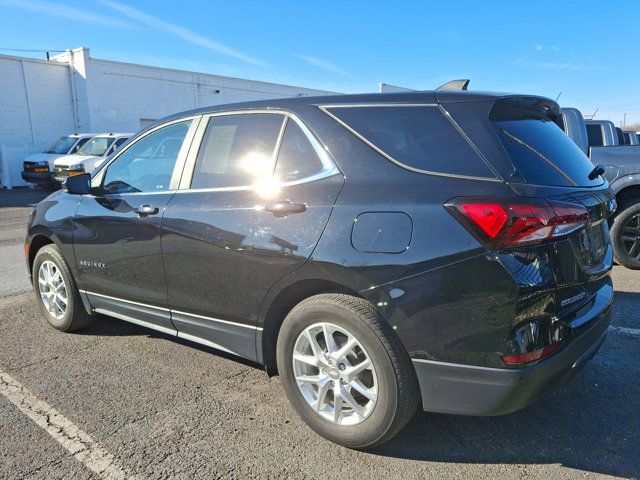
[493,119,604,188]
[76,137,115,156]
[46,137,77,154]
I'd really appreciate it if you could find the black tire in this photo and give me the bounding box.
[611,202,640,269]
[276,293,419,449]
[32,244,93,331]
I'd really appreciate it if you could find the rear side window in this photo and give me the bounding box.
[493,119,603,187]
[324,106,494,178]
[274,120,324,182]
[191,113,285,189]
[586,124,604,147]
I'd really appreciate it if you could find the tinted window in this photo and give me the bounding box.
[586,124,604,147]
[326,106,494,177]
[191,114,284,189]
[494,119,603,187]
[275,120,324,182]
[102,121,191,194]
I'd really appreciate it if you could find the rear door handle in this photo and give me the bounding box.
[135,205,159,217]
[264,200,307,217]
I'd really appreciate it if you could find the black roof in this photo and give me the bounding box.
[157,90,557,126]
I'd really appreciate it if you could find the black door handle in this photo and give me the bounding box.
[265,200,307,217]
[134,205,159,217]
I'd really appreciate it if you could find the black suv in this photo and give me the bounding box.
[26,91,614,448]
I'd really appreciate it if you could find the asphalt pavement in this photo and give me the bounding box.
[0,187,638,479]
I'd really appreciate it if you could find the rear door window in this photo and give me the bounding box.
[493,118,603,187]
[191,113,285,189]
[324,106,495,178]
[274,119,324,182]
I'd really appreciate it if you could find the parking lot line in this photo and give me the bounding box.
[609,325,640,336]
[0,370,133,480]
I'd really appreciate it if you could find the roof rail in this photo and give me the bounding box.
[436,79,470,91]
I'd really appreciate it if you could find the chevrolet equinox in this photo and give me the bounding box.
[26,91,615,448]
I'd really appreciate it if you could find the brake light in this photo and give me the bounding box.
[502,343,560,365]
[446,198,589,248]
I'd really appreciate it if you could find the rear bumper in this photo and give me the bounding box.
[412,299,612,416]
[21,171,55,186]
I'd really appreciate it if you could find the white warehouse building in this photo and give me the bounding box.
[0,47,336,187]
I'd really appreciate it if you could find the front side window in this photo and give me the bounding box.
[102,121,191,194]
[191,113,285,189]
[71,137,91,153]
[77,137,115,156]
[274,120,324,182]
[46,136,77,154]
[324,105,495,178]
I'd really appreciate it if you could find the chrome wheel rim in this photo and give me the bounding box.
[38,260,67,320]
[292,322,378,426]
[621,213,640,260]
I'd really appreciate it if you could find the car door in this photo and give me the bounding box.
[161,111,343,359]
[73,117,200,332]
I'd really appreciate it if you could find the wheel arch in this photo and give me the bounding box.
[260,278,364,376]
[27,234,55,276]
[614,184,640,210]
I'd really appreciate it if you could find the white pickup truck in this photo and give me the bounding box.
[21,133,95,189]
[560,109,640,269]
[52,133,131,184]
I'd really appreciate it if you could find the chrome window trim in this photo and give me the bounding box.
[319,104,502,183]
[90,115,202,193]
[178,109,340,192]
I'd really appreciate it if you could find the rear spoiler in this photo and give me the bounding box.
[436,79,470,91]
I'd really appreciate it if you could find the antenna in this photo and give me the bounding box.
[555,92,562,102]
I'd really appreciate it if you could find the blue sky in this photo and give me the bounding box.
[0,0,636,125]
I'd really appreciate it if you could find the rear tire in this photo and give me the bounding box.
[276,293,419,449]
[611,202,640,270]
[32,244,93,331]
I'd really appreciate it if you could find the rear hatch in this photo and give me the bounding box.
[442,96,614,329]
[489,97,613,322]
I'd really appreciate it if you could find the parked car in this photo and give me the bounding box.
[560,109,640,268]
[52,133,131,184]
[26,91,614,448]
[622,130,639,146]
[21,133,95,189]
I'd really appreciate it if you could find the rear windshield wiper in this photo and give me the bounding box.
[588,165,605,180]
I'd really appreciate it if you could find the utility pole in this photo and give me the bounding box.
[623,113,627,129]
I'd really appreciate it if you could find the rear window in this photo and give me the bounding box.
[493,119,604,187]
[324,106,495,178]
[586,124,604,147]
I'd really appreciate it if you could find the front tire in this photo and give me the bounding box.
[611,202,640,269]
[32,244,93,331]
[276,294,419,449]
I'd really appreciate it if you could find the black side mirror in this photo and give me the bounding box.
[64,173,92,195]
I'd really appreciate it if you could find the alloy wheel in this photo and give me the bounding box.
[292,322,378,426]
[620,212,640,260]
[38,260,68,320]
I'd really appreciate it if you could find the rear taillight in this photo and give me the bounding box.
[446,198,589,248]
[501,344,560,365]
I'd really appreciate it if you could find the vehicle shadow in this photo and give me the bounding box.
[79,314,263,370]
[78,292,639,477]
